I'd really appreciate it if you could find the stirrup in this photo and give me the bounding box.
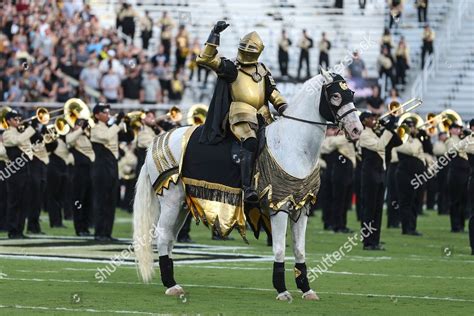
[244,188,258,203]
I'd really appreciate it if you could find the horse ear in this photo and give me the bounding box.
[320,68,333,83]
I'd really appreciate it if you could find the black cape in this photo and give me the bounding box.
[198,77,232,144]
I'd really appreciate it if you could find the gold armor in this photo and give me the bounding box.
[196,31,286,141]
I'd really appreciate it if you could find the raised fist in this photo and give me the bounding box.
[212,21,229,34]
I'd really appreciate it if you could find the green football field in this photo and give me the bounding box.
[0,208,473,315]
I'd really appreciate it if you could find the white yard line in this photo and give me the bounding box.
[2,277,473,303]
[12,265,473,281]
[0,304,160,315]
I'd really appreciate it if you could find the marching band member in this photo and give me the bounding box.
[420,129,436,212]
[0,132,9,231]
[395,119,425,236]
[118,142,137,213]
[297,29,313,80]
[318,127,338,230]
[196,21,288,203]
[27,130,50,234]
[64,152,75,220]
[318,32,331,70]
[3,110,36,239]
[433,131,448,214]
[386,147,400,228]
[359,111,399,250]
[156,106,181,131]
[278,29,291,77]
[136,110,160,173]
[467,119,474,255]
[353,141,363,221]
[45,135,70,228]
[445,123,470,233]
[66,118,95,236]
[327,130,356,233]
[421,24,435,69]
[91,103,128,241]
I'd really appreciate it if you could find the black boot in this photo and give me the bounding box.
[240,148,258,203]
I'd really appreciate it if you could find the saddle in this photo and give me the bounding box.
[180,115,268,241]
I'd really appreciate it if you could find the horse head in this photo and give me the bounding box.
[318,69,363,141]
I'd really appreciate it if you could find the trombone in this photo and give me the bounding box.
[155,106,183,123]
[379,98,423,120]
[20,107,63,126]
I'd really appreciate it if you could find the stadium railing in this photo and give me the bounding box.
[410,0,469,100]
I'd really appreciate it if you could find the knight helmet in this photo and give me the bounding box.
[236,31,264,65]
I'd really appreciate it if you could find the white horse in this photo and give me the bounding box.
[133,70,363,301]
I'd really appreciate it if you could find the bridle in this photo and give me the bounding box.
[279,79,357,130]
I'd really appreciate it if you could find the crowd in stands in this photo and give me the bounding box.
[0,1,209,109]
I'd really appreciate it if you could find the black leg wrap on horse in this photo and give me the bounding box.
[159,255,177,288]
[272,262,287,293]
[295,262,310,293]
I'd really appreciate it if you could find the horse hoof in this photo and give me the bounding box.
[165,285,185,296]
[276,291,293,301]
[302,289,320,301]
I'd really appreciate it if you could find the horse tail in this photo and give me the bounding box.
[133,163,160,283]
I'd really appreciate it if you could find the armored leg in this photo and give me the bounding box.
[240,137,258,203]
[231,120,258,203]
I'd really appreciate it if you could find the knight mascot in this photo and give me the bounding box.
[196,21,288,202]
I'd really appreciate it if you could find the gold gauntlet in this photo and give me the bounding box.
[269,89,287,112]
[196,43,221,71]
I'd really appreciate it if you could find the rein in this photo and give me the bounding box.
[280,113,338,127]
[277,77,357,130]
